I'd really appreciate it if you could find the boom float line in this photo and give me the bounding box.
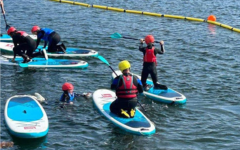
[49,0,240,33]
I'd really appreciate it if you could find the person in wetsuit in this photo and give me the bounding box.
[60,82,91,105]
[7,27,42,63]
[139,35,168,91]
[110,60,143,118]
[31,26,66,53]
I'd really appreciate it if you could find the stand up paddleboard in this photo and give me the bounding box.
[112,70,186,104]
[0,55,88,69]
[0,34,37,42]
[4,95,49,138]
[93,89,155,136]
[0,42,98,58]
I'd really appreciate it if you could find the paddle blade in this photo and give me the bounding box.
[96,55,110,66]
[110,32,122,39]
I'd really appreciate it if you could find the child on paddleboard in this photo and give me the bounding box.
[31,26,66,53]
[139,35,168,91]
[110,60,143,118]
[60,82,91,104]
[7,27,47,63]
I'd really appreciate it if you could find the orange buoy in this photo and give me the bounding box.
[208,15,216,21]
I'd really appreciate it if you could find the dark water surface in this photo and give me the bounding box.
[1,0,240,149]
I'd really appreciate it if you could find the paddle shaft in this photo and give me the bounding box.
[109,66,118,77]
[122,36,159,44]
[137,101,146,112]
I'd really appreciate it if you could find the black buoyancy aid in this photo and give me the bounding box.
[143,47,157,64]
[116,74,138,99]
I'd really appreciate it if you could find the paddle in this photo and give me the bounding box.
[95,55,147,112]
[111,32,160,44]
[95,55,118,77]
[0,2,10,30]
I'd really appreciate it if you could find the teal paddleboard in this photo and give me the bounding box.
[1,55,88,69]
[93,89,155,136]
[112,70,186,104]
[4,95,49,138]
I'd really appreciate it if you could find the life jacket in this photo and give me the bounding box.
[143,47,157,64]
[116,74,138,99]
[62,92,75,103]
[17,31,28,37]
[39,28,54,41]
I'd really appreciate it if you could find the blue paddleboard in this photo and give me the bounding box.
[112,70,186,104]
[0,42,98,57]
[4,95,49,138]
[1,55,88,69]
[92,89,155,136]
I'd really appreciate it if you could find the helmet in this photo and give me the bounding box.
[62,82,74,91]
[145,35,155,45]
[118,60,131,72]
[7,27,16,35]
[31,26,40,33]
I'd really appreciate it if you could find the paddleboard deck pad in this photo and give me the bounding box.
[0,55,88,69]
[4,95,49,138]
[0,42,98,57]
[0,34,37,42]
[93,89,155,135]
[112,70,186,104]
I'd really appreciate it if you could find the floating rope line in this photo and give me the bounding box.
[49,0,240,33]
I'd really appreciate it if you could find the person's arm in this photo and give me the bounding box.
[75,93,92,98]
[133,75,143,94]
[0,0,5,14]
[59,93,65,102]
[111,77,120,90]
[155,41,165,54]
[139,39,145,52]
[36,31,44,48]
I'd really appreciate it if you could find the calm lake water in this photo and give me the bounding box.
[1,0,240,149]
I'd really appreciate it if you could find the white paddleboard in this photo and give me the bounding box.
[4,95,49,138]
[0,42,98,58]
[93,89,155,135]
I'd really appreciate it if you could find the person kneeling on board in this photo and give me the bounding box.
[139,35,168,91]
[31,26,66,53]
[110,60,143,118]
[60,82,91,104]
[7,27,46,63]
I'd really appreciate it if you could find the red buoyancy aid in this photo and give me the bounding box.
[143,47,157,64]
[17,31,28,37]
[116,74,138,99]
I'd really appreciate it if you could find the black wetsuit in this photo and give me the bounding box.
[139,43,165,87]
[12,32,37,59]
[110,73,143,116]
[36,30,61,52]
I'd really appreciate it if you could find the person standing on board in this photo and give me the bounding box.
[110,60,143,118]
[7,27,46,63]
[31,26,66,53]
[139,35,168,91]
[60,82,92,105]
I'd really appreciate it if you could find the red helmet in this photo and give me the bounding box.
[7,27,16,35]
[31,26,40,33]
[62,82,74,91]
[145,35,155,45]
